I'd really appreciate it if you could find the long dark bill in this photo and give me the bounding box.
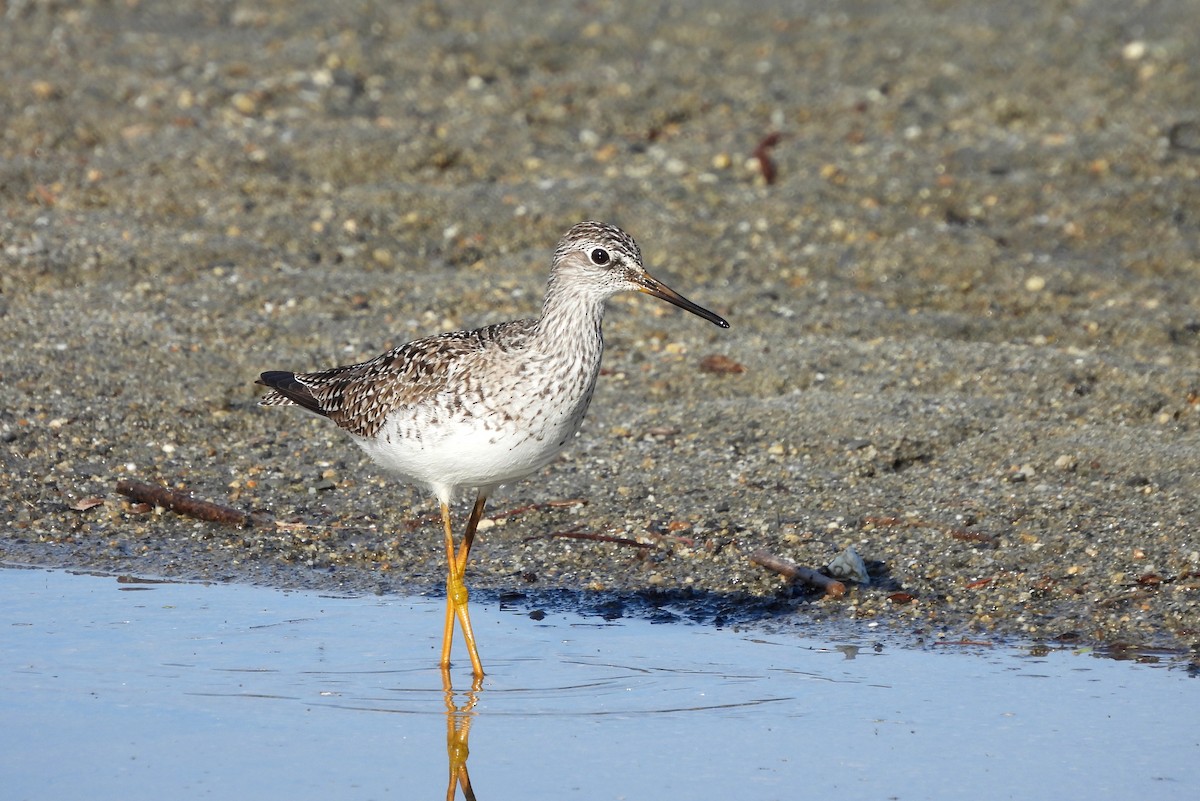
[636,272,730,329]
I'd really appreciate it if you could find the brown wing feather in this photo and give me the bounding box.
[258,320,537,439]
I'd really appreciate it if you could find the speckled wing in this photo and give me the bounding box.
[257,320,537,439]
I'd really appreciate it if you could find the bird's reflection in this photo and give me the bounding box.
[442,668,483,801]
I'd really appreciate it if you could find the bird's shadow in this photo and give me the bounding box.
[475,584,824,629]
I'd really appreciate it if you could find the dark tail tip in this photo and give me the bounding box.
[256,370,327,416]
[257,370,297,389]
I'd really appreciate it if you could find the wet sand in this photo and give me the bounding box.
[3,0,1198,652]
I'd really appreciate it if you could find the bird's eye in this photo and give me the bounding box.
[589,248,610,266]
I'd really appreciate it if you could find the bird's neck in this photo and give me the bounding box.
[533,273,606,351]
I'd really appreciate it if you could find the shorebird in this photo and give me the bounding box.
[257,221,728,677]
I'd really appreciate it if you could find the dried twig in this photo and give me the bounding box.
[949,528,997,545]
[698,353,746,374]
[522,523,653,549]
[403,496,590,527]
[116,575,177,585]
[752,132,783,185]
[1097,588,1154,608]
[750,549,846,598]
[115,478,267,528]
[489,498,588,520]
[402,497,589,531]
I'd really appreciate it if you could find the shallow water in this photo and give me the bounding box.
[2,565,1195,800]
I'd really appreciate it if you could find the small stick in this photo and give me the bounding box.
[750,549,846,598]
[115,478,260,528]
[406,498,590,530]
[116,575,177,585]
[752,132,783,185]
[1097,588,1153,608]
[489,498,588,520]
[522,523,653,549]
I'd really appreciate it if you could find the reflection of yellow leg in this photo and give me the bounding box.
[442,669,483,801]
[439,496,489,678]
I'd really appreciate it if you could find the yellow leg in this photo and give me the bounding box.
[440,502,458,670]
[439,495,489,678]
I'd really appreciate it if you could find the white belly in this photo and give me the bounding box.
[353,392,589,502]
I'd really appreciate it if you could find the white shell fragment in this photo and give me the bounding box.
[826,545,870,585]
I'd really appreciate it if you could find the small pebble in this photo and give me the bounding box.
[1167,120,1200,154]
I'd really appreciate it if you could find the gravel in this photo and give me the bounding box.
[3,0,1198,655]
